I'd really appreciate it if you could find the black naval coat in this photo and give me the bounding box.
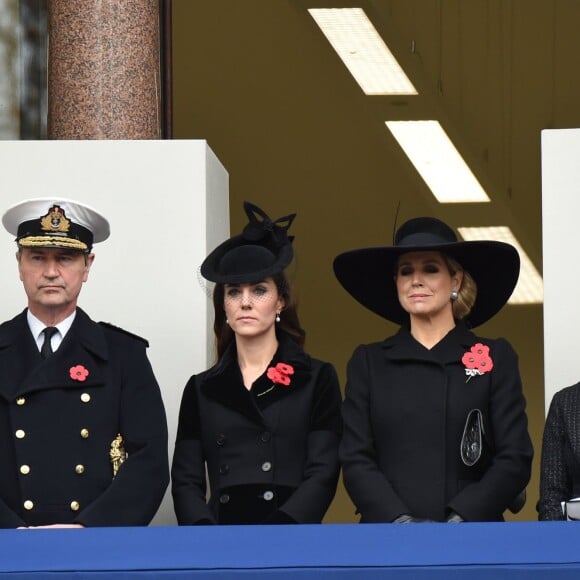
[340,322,533,523]
[0,308,169,528]
[172,332,342,525]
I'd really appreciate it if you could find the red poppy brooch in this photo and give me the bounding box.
[461,343,493,382]
[70,365,89,382]
[258,363,295,397]
[267,362,294,386]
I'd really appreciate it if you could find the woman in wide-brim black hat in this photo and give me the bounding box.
[334,216,533,523]
[171,201,342,525]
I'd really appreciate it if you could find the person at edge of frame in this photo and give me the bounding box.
[172,201,342,524]
[334,216,533,523]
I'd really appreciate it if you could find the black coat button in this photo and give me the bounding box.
[219,464,229,475]
[260,432,271,443]
[216,434,227,446]
[219,494,230,504]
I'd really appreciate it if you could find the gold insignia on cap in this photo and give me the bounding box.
[40,205,70,233]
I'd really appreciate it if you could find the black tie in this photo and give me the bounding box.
[40,327,58,359]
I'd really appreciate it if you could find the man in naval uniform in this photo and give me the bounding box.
[0,198,169,528]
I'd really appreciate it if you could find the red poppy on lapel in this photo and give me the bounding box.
[462,343,493,382]
[266,363,294,387]
[70,364,89,382]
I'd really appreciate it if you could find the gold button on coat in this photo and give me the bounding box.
[16,397,25,405]
[75,464,85,474]
[80,393,91,403]
[24,500,34,510]
[80,428,89,439]
[15,429,25,439]
[70,501,80,511]
[20,465,30,475]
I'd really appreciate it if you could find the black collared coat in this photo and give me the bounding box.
[0,308,169,528]
[340,322,533,522]
[171,332,342,524]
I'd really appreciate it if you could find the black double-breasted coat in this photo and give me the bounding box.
[340,322,533,522]
[539,383,580,520]
[171,332,342,524]
[0,308,169,528]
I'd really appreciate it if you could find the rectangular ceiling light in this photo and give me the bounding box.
[308,8,417,95]
[386,120,490,203]
[458,226,543,304]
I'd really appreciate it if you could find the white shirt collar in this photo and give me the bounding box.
[27,309,77,352]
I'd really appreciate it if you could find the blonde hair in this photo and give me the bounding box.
[444,254,477,320]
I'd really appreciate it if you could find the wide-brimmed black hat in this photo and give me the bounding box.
[200,201,296,284]
[333,216,520,328]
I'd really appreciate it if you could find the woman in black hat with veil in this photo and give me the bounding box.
[172,202,342,524]
[334,217,533,522]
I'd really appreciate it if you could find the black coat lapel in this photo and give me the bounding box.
[200,332,313,424]
[0,308,109,400]
[381,322,478,367]
[201,357,265,425]
[252,333,312,411]
[431,322,481,366]
[0,310,40,400]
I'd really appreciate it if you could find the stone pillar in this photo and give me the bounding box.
[47,0,162,139]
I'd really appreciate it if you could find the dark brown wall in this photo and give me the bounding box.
[171,0,579,521]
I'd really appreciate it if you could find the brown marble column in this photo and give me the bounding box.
[47,0,162,139]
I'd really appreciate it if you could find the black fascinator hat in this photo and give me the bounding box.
[201,201,296,284]
[333,216,520,328]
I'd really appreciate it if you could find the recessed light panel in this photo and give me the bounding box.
[385,120,490,203]
[308,8,417,95]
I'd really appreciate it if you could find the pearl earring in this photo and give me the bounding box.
[275,312,281,323]
[226,318,229,325]
[450,290,459,301]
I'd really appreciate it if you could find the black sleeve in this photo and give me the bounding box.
[277,362,342,523]
[539,390,570,520]
[171,376,216,525]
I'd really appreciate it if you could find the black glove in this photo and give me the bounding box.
[393,514,434,523]
[446,511,464,523]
